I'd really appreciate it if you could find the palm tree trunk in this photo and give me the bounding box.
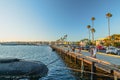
[92,32,94,41]
[89,29,90,41]
[92,21,94,28]
[108,17,110,38]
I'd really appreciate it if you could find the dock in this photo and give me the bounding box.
[51,45,120,80]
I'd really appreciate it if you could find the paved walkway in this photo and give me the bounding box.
[59,46,120,66]
[81,50,120,66]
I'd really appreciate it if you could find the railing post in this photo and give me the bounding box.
[91,62,96,80]
[75,56,77,64]
[81,58,84,78]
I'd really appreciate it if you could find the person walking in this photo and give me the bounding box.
[89,46,97,58]
[90,47,94,57]
[93,47,97,58]
[78,46,81,53]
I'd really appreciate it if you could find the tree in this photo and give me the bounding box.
[63,35,67,41]
[106,13,112,38]
[91,17,96,43]
[91,17,95,28]
[87,25,91,41]
[91,28,95,41]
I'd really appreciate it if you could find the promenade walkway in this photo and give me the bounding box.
[59,45,120,66]
[81,50,120,66]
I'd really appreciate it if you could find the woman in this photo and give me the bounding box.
[93,47,97,58]
[90,46,97,58]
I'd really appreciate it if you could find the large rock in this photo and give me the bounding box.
[0,58,48,79]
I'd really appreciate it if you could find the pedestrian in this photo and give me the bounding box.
[72,47,75,52]
[93,47,97,58]
[90,47,93,57]
[79,46,81,53]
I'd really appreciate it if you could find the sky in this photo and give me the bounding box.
[0,0,120,41]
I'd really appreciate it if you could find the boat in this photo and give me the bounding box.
[0,58,48,79]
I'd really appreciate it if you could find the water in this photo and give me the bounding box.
[0,45,77,80]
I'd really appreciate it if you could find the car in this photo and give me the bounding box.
[84,45,90,50]
[97,45,106,50]
[106,46,119,55]
[116,47,120,55]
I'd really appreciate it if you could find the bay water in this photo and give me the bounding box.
[0,45,80,80]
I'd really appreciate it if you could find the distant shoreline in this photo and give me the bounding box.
[0,42,49,46]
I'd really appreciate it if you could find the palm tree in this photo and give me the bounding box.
[91,17,95,28]
[91,28,95,41]
[87,25,91,41]
[63,34,67,41]
[106,13,112,38]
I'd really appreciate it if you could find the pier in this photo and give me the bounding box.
[51,45,120,80]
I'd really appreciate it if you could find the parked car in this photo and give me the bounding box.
[84,45,90,50]
[97,45,106,50]
[106,46,119,55]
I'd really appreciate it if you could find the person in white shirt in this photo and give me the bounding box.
[93,47,97,58]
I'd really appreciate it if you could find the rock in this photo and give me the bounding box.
[0,58,48,79]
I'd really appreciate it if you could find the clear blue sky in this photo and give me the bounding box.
[0,0,120,41]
